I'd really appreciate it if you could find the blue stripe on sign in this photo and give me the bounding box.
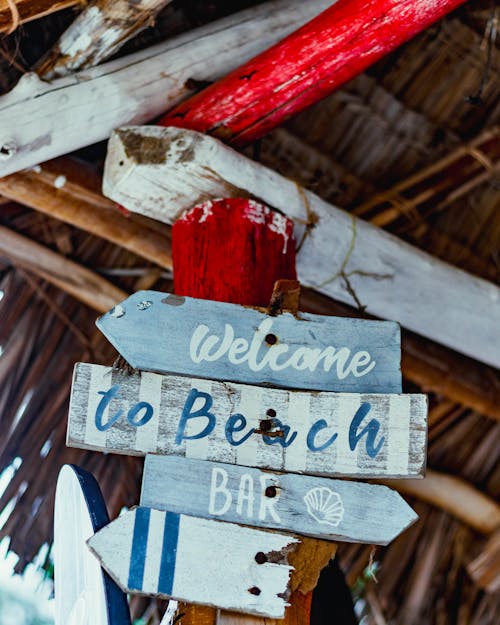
[157,512,180,595]
[128,507,151,591]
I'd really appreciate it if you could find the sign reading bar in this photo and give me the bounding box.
[87,508,298,619]
[68,364,427,478]
[141,455,418,545]
[96,291,402,393]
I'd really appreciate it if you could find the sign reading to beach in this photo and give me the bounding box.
[87,508,298,619]
[67,364,427,478]
[96,291,402,393]
[140,455,418,544]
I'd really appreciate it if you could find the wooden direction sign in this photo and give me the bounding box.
[68,363,427,478]
[96,291,402,393]
[87,508,298,618]
[141,455,418,545]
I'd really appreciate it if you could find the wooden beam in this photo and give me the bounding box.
[0,158,172,268]
[160,0,468,144]
[0,225,127,312]
[36,0,173,79]
[0,0,80,34]
[103,126,500,369]
[383,470,500,535]
[0,0,331,176]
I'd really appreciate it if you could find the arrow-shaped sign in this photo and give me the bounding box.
[67,363,427,478]
[141,455,418,545]
[87,508,298,618]
[96,291,402,393]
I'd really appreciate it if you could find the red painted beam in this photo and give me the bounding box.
[160,0,467,145]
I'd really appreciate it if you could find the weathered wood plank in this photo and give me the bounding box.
[0,0,331,176]
[36,0,173,79]
[54,465,131,625]
[67,364,427,478]
[103,127,500,369]
[140,455,418,545]
[87,508,299,618]
[96,290,402,393]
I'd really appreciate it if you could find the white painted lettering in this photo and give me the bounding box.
[208,467,232,515]
[236,474,255,518]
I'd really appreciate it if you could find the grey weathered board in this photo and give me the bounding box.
[96,291,402,393]
[141,455,418,545]
[67,363,427,478]
[87,507,298,618]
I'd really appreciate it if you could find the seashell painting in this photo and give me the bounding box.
[303,487,344,526]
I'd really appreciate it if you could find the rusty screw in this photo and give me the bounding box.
[265,333,278,345]
[248,586,261,595]
[265,486,278,498]
[255,552,268,564]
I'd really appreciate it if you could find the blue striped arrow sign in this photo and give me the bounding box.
[87,508,298,618]
[96,291,402,393]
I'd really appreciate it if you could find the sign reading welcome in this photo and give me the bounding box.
[96,291,402,393]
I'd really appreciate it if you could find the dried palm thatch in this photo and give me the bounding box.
[0,1,499,624]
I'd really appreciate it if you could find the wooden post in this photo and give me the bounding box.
[160,0,468,144]
[171,198,334,624]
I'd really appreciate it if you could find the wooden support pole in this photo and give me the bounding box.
[172,198,335,624]
[0,224,127,312]
[0,0,80,33]
[36,0,173,79]
[160,0,468,144]
[0,0,331,176]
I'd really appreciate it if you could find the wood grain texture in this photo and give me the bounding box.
[217,591,312,625]
[87,508,299,618]
[103,127,500,369]
[37,0,173,79]
[0,0,332,176]
[54,465,131,625]
[0,225,127,312]
[160,0,467,145]
[67,364,426,477]
[0,0,79,33]
[140,455,418,544]
[96,290,402,393]
[173,199,296,307]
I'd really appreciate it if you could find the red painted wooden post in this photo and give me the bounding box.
[172,198,314,624]
[160,0,467,145]
[172,198,296,306]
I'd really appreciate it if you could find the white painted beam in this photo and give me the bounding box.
[103,126,500,369]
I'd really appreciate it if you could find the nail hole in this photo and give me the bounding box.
[119,160,124,166]
[265,486,277,498]
[259,419,272,432]
[265,333,277,345]
[266,408,276,418]
[255,552,268,564]
[248,586,261,595]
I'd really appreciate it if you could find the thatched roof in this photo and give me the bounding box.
[0,1,499,623]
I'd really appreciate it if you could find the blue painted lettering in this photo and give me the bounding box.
[225,414,254,446]
[349,403,385,458]
[175,388,216,445]
[307,419,338,452]
[95,385,123,431]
